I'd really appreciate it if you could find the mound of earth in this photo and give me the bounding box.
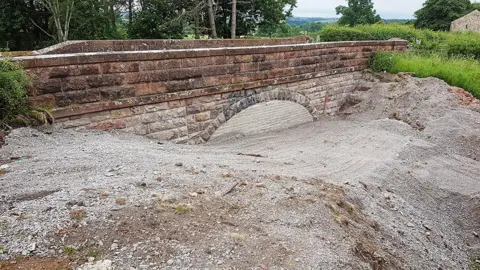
[0,75,479,269]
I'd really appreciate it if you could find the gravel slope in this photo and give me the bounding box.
[0,75,479,270]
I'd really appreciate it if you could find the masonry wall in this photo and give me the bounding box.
[451,10,480,32]
[35,36,310,54]
[15,40,408,143]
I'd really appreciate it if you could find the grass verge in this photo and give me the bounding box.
[372,52,480,99]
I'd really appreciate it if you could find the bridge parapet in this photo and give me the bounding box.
[14,39,408,143]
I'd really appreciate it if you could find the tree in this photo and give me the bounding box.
[212,0,296,38]
[39,0,75,42]
[414,0,472,31]
[207,0,217,38]
[472,2,480,11]
[128,0,186,39]
[0,0,52,51]
[68,0,124,40]
[231,0,236,39]
[335,0,381,27]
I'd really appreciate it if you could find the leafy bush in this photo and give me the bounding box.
[370,51,395,72]
[317,24,480,60]
[372,52,480,98]
[0,59,29,128]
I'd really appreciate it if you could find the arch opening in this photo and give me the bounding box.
[191,90,318,144]
[210,100,314,143]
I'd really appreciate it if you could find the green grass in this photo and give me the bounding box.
[372,52,480,99]
[63,246,76,256]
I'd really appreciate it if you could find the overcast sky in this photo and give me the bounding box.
[293,0,426,19]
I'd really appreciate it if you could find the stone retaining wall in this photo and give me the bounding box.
[14,39,408,143]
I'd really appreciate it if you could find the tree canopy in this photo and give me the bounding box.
[335,0,382,27]
[0,0,298,51]
[414,0,472,31]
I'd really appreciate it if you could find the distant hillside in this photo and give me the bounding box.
[287,17,338,26]
[287,17,413,26]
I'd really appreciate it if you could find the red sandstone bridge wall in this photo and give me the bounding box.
[14,39,407,143]
[34,36,311,55]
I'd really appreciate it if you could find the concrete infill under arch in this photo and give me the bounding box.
[14,39,408,143]
[209,100,314,143]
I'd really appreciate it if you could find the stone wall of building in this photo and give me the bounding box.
[14,40,408,143]
[451,10,480,32]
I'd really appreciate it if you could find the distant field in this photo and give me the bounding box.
[287,17,338,26]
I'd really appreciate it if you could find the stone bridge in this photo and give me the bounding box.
[14,37,407,143]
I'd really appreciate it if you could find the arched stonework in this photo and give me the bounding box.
[190,90,318,144]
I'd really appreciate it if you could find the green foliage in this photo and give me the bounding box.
[317,24,480,60]
[0,0,53,51]
[372,52,480,98]
[335,0,382,27]
[128,0,185,39]
[69,0,126,40]
[414,0,472,31]
[258,23,303,38]
[473,3,480,11]
[370,51,395,72]
[0,59,29,128]
[214,0,297,38]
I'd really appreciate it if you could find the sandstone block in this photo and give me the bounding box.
[111,108,134,119]
[194,111,211,122]
[87,119,126,131]
[149,119,186,133]
[62,118,92,128]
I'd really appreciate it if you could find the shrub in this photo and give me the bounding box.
[0,59,29,128]
[370,51,395,72]
[316,24,480,60]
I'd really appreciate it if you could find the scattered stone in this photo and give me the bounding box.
[423,224,432,231]
[175,162,183,167]
[255,183,266,188]
[136,182,147,187]
[474,231,479,238]
[77,260,113,270]
[115,198,127,205]
[358,181,368,189]
[189,192,198,197]
[167,259,174,265]
[27,243,36,252]
[108,166,123,172]
[406,223,414,228]
[195,188,206,194]
[110,243,118,250]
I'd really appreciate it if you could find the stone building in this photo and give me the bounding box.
[451,10,480,32]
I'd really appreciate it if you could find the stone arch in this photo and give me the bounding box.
[191,90,318,143]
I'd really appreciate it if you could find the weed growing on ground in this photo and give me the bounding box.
[63,246,76,256]
[86,249,101,260]
[70,209,87,219]
[174,204,193,214]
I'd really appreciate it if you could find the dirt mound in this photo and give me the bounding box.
[0,75,479,269]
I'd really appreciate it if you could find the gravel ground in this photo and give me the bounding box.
[0,75,479,270]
